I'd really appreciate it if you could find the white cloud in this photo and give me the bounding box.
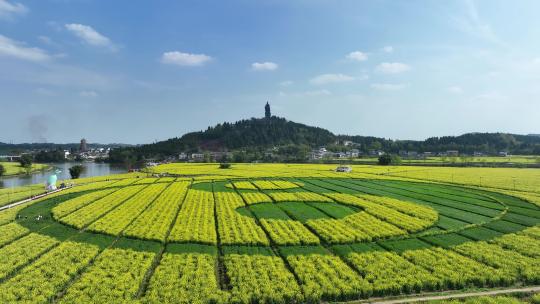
[251,61,278,71]
[452,0,506,47]
[447,86,463,94]
[376,62,411,74]
[65,23,115,50]
[357,74,369,81]
[35,88,55,96]
[38,36,53,45]
[303,89,331,96]
[80,90,98,98]
[2,62,114,89]
[310,73,354,85]
[278,89,331,98]
[0,35,50,62]
[279,80,293,86]
[382,46,394,53]
[471,91,507,102]
[0,0,27,20]
[370,83,407,91]
[346,51,368,61]
[161,51,212,66]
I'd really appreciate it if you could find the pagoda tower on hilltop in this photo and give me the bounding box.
[265,101,271,119]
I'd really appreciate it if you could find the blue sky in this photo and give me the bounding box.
[1,0,539,144]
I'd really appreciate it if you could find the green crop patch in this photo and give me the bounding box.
[114,237,162,253]
[279,245,329,256]
[508,206,540,219]
[310,201,357,218]
[277,202,331,222]
[378,238,432,253]
[436,215,471,230]
[222,245,274,256]
[421,233,473,247]
[3,167,539,304]
[502,212,540,226]
[332,243,385,256]
[485,220,528,233]
[167,243,217,255]
[245,203,291,220]
[458,226,503,241]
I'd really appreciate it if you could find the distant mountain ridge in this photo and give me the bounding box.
[0,142,132,155]
[108,116,540,161]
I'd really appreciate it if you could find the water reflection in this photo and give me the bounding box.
[0,162,127,188]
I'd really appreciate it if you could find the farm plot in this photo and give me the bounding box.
[2,168,539,304]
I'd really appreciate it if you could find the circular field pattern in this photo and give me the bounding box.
[225,180,303,190]
[7,177,540,303]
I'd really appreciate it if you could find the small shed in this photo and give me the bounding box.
[335,165,352,173]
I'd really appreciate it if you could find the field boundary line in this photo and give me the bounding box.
[135,180,192,299]
[0,187,70,212]
[78,184,150,231]
[338,285,540,303]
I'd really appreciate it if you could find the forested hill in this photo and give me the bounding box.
[341,133,540,155]
[113,117,335,157]
[108,116,540,162]
[0,142,130,155]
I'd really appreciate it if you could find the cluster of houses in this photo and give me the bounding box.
[309,147,363,160]
[64,147,111,161]
[397,150,509,158]
[168,146,512,163]
[178,151,234,162]
[310,147,511,161]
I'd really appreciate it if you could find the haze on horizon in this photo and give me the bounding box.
[0,0,539,144]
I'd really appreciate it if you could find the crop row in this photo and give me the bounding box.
[493,233,540,258]
[143,251,225,303]
[305,217,373,243]
[87,183,168,235]
[453,241,540,283]
[123,182,190,242]
[59,185,146,229]
[0,241,99,303]
[59,247,155,303]
[0,189,46,208]
[259,218,320,245]
[168,189,217,244]
[239,192,272,204]
[282,247,371,302]
[52,188,117,219]
[359,194,438,221]
[226,181,257,190]
[0,233,59,281]
[224,252,303,303]
[0,223,29,247]
[214,192,269,245]
[327,193,436,231]
[266,191,331,202]
[402,247,504,288]
[345,250,439,295]
[253,180,292,190]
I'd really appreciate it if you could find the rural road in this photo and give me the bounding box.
[341,286,540,303]
[0,187,69,212]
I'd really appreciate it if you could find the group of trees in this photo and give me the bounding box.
[109,115,540,165]
[342,133,540,155]
[0,154,34,177]
[109,117,335,164]
[34,150,66,162]
[0,154,82,179]
[378,154,402,166]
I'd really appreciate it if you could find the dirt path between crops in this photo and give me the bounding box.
[340,286,540,303]
[0,187,70,212]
